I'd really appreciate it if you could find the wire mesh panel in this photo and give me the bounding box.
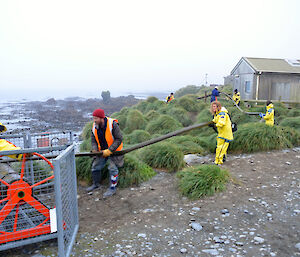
[0,134,27,149]
[0,151,57,251]
[53,144,79,257]
[0,141,78,257]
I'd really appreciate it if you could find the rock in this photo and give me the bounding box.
[180,248,187,253]
[137,233,146,238]
[295,243,300,250]
[221,209,229,214]
[285,161,291,165]
[192,207,201,211]
[254,236,265,244]
[235,241,244,246]
[190,222,203,231]
[202,249,219,255]
[184,154,210,165]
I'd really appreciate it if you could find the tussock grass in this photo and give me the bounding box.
[126,130,151,144]
[167,107,193,126]
[118,155,156,188]
[280,117,300,131]
[177,164,230,199]
[81,121,93,140]
[229,123,296,153]
[177,95,199,112]
[139,142,184,171]
[145,110,160,121]
[287,109,300,117]
[146,115,182,135]
[124,109,146,133]
[146,96,159,103]
[167,135,205,155]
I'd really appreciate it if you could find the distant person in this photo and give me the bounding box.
[233,89,241,106]
[210,101,233,165]
[0,123,23,160]
[166,93,174,103]
[210,86,220,103]
[259,101,274,126]
[86,109,124,198]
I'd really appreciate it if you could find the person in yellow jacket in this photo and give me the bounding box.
[166,93,174,103]
[0,123,22,160]
[233,89,240,106]
[259,101,274,126]
[210,101,233,165]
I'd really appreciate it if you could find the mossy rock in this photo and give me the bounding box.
[139,142,184,171]
[177,164,230,199]
[145,115,183,135]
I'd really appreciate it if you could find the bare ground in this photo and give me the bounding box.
[2,148,300,257]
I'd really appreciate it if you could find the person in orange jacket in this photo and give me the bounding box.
[86,109,124,198]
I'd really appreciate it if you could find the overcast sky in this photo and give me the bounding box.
[0,0,299,100]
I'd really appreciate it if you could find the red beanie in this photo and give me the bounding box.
[92,109,105,118]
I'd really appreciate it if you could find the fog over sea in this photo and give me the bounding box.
[0,89,168,104]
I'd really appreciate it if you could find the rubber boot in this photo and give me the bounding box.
[86,171,101,192]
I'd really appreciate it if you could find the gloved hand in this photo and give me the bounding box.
[102,149,112,158]
[259,113,265,118]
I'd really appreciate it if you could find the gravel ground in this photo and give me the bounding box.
[2,148,300,257]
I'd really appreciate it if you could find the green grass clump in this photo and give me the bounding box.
[177,95,199,112]
[280,117,300,131]
[146,115,183,135]
[144,100,165,113]
[287,109,300,117]
[177,164,230,199]
[134,101,149,114]
[126,130,151,144]
[146,96,159,103]
[167,107,193,127]
[229,123,295,153]
[279,126,300,146]
[76,157,94,182]
[111,107,130,130]
[139,142,184,171]
[76,155,156,187]
[175,85,201,98]
[81,121,93,140]
[124,109,146,133]
[118,155,156,188]
[167,135,205,154]
[145,110,160,121]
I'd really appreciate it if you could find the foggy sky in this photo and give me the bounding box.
[0,0,299,100]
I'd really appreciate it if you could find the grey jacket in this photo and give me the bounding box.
[91,120,124,167]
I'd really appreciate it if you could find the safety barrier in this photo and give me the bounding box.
[0,142,78,257]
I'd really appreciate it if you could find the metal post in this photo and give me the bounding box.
[53,159,65,257]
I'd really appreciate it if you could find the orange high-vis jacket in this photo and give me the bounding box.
[92,117,123,152]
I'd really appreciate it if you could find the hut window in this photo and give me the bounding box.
[245,81,251,93]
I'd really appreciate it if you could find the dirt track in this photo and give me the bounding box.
[3,148,300,257]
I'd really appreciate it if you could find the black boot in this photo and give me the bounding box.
[86,171,101,192]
